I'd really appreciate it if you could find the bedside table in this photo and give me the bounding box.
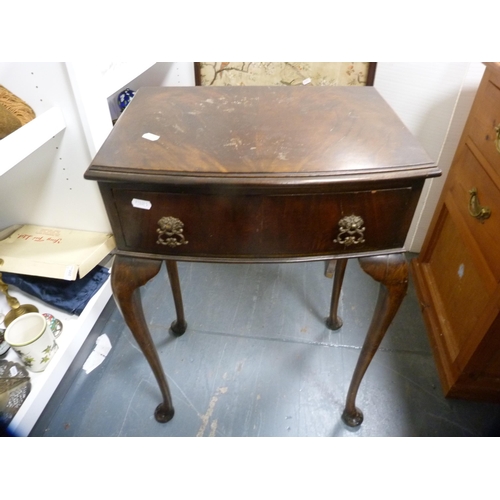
[85,85,439,427]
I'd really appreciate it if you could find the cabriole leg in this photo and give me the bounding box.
[341,253,408,427]
[166,260,188,336]
[111,255,174,423]
[326,258,348,330]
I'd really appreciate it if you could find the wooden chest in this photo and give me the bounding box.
[412,63,500,401]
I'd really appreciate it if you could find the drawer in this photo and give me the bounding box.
[449,144,500,280]
[426,207,492,363]
[108,187,415,259]
[468,77,500,174]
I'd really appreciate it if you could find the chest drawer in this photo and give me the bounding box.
[468,76,500,175]
[106,187,416,259]
[449,143,500,280]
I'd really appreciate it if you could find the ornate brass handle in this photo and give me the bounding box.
[495,124,500,153]
[334,215,366,247]
[156,216,189,247]
[468,188,491,222]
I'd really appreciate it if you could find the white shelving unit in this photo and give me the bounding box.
[0,107,65,177]
[0,62,113,436]
[0,62,195,435]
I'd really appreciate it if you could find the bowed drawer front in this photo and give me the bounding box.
[107,187,415,259]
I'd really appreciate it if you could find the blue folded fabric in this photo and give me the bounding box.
[1,265,110,315]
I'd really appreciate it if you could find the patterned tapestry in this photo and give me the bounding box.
[197,62,371,86]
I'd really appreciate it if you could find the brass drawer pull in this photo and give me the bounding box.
[334,215,366,247]
[495,124,500,153]
[468,188,491,222]
[157,216,189,247]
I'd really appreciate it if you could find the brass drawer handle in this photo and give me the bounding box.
[156,216,189,247]
[495,124,500,153]
[334,215,366,247]
[468,188,491,222]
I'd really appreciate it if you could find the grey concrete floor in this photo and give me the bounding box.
[30,254,500,437]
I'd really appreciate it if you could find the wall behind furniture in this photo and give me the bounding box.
[374,62,485,252]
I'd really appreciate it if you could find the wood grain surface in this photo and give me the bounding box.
[88,86,436,182]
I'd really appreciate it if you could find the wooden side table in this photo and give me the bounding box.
[85,85,440,428]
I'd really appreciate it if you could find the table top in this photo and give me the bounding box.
[87,86,438,185]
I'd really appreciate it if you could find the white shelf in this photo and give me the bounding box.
[0,107,66,177]
[4,276,112,436]
[0,62,116,436]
